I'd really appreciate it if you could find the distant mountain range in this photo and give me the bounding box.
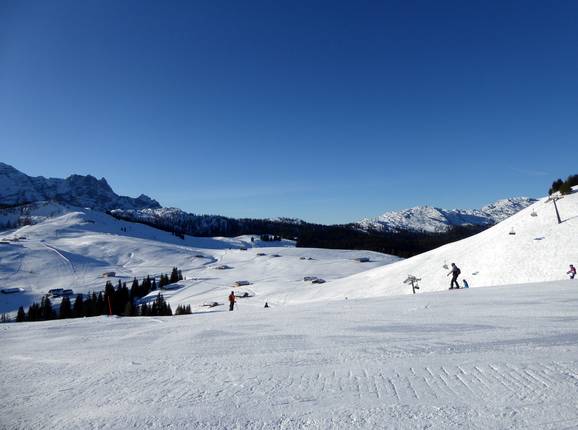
[0,163,537,256]
[0,162,159,211]
[359,197,537,234]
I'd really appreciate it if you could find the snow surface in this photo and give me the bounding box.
[320,191,577,302]
[0,187,576,428]
[2,280,578,429]
[1,190,575,315]
[0,206,398,314]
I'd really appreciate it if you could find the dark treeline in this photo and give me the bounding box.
[0,202,33,210]
[296,224,488,258]
[175,304,192,315]
[15,268,185,323]
[109,211,488,258]
[549,174,578,196]
[108,210,306,243]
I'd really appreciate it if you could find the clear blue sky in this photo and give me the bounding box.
[1,1,577,224]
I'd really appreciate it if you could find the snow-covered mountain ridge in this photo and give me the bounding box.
[1,163,535,237]
[0,163,159,211]
[359,197,537,233]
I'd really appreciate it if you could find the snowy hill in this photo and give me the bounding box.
[311,190,577,302]
[1,188,576,429]
[0,206,399,314]
[0,163,159,210]
[359,197,537,233]
[1,190,573,315]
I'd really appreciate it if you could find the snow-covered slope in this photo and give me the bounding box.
[0,163,159,210]
[0,201,73,229]
[359,197,537,233]
[312,190,577,302]
[1,190,573,314]
[0,207,399,314]
[3,280,578,429]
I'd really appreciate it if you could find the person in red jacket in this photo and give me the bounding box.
[228,291,236,311]
[568,264,576,279]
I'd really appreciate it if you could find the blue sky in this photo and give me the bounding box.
[1,1,577,223]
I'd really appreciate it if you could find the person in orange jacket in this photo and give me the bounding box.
[228,291,236,311]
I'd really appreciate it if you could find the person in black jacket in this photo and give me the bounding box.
[447,263,461,289]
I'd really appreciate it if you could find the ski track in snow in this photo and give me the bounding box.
[2,281,578,429]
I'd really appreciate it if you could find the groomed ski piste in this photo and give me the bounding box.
[1,190,577,429]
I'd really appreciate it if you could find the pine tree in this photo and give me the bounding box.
[549,178,564,195]
[27,303,39,321]
[143,276,152,296]
[175,304,191,315]
[41,296,55,320]
[73,294,85,318]
[120,283,130,313]
[123,301,133,316]
[16,306,26,322]
[559,181,573,195]
[130,277,139,300]
[83,295,94,317]
[59,296,72,319]
[104,281,115,315]
[170,267,179,283]
[96,292,105,315]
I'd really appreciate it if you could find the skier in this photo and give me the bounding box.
[568,264,576,279]
[463,279,470,289]
[447,263,461,289]
[228,291,236,311]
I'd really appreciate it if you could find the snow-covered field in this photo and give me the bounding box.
[1,190,576,429]
[0,207,398,314]
[2,280,578,429]
[2,190,576,315]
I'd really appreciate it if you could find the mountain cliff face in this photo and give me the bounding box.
[358,197,537,234]
[0,163,160,211]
